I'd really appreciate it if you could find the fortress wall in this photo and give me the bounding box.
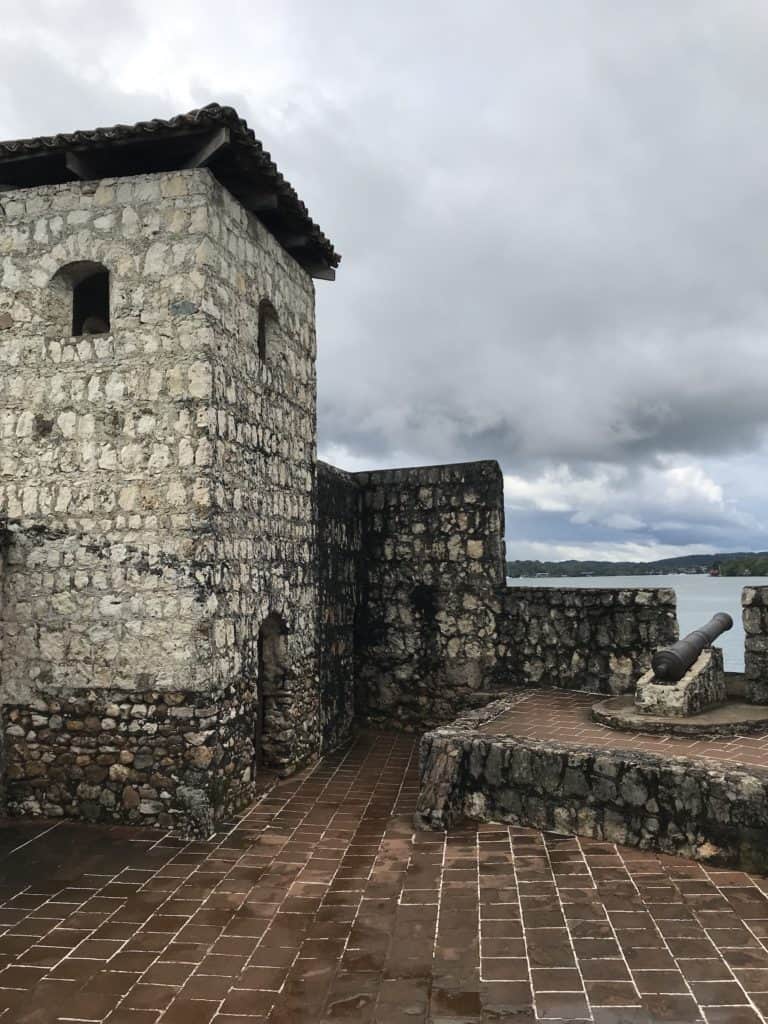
[345,458,677,728]
[316,462,362,751]
[497,585,678,695]
[352,460,507,730]
[0,171,688,830]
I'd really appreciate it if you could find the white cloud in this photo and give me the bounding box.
[503,465,627,513]
[505,459,726,523]
[659,461,724,507]
[599,513,646,530]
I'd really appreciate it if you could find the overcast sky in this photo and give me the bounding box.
[3,1,768,563]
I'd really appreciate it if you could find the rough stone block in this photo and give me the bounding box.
[745,676,768,705]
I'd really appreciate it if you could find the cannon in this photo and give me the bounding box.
[651,612,733,683]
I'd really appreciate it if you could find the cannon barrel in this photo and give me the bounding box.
[651,611,733,683]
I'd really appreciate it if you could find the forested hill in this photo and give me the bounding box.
[506,552,768,578]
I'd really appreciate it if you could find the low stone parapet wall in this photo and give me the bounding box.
[415,696,768,872]
[497,586,678,696]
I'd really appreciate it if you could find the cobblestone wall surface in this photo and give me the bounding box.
[498,586,679,696]
[201,177,320,779]
[743,585,768,704]
[2,687,248,831]
[0,171,217,706]
[0,169,320,830]
[416,697,768,872]
[316,462,361,751]
[353,461,507,731]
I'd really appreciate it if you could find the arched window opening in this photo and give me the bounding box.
[257,299,279,362]
[255,612,289,769]
[52,261,110,337]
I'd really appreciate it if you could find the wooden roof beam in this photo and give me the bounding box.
[280,233,311,250]
[273,233,336,278]
[182,126,230,169]
[65,151,101,181]
[307,264,336,281]
[238,187,280,213]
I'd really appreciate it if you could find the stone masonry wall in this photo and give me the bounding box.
[0,517,7,808]
[416,697,768,872]
[743,585,768,704]
[316,462,362,751]
[0,169,321,830]
[199,176,320,781]
[353,461,506,730]
[497,586,678,696]
[0,166,690,830]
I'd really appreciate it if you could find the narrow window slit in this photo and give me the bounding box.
[257,299,279,362]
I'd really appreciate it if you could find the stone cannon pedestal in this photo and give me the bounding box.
[593,642,768,737]
[635,647,725,717]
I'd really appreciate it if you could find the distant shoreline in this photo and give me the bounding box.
[512,573,716,581]
[512,573,704,581]
[506,551,768,579]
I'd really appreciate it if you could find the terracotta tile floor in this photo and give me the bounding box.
[478,688,768,769]
[2,730,768,1023]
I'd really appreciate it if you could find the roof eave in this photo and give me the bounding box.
[0,104,341,279]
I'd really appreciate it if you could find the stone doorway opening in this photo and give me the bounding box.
[256,612,289,770]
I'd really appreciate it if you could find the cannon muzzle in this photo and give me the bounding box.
[651,611,733,683]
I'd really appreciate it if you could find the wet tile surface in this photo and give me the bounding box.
[1,730,768,1022]
[479,688,768,768]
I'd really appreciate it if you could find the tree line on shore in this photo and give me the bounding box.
[506,551,768,578]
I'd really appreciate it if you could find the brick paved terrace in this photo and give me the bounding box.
[477,689,768,767]
[2,731,768,1024]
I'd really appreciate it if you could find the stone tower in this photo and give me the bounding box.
[0,105,339,830]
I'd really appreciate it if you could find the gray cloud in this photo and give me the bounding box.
[2,1,768,558]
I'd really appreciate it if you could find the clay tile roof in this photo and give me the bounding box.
[0,103,339,279]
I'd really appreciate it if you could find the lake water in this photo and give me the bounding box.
[508,574,768,671]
